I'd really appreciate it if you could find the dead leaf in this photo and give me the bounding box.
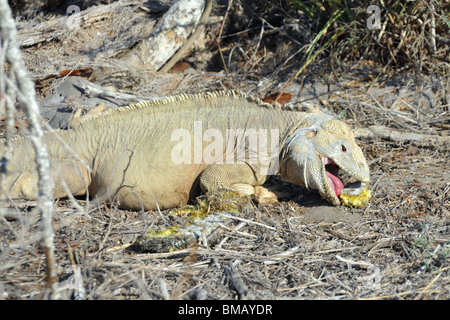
[171,62,190,73]
[262,92,292,105]
[59,67,93,78]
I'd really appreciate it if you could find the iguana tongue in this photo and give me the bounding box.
[326,171,344,197]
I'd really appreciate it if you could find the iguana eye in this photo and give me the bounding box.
[341,145,347,152]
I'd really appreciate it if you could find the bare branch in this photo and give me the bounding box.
[0,0,58,299]
[355,125,450,147]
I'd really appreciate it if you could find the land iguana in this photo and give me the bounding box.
[0,91,370,210]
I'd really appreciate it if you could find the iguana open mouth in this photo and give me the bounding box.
[322,157,366,200]
[323,157,344,197]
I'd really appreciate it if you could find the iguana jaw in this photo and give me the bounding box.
[321,156,369,205]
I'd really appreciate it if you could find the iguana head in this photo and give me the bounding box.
[279,117,370,205]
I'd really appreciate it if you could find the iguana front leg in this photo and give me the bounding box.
[199,163,267,196]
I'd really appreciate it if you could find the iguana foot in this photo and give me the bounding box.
[254,186,293,204]
[199,163,266,196]
[254,186,278,204]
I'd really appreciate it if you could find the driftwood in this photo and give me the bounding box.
[121,0,206,71]
[159,0,213,73]
[16,1,147,48]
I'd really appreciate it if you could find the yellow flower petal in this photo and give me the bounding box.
[340,187,372,207]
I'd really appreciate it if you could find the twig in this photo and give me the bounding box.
[0,0,58,299]
[414,271,442,300]
[263,246,301,265]
[428,1,437,55]
[157,277,170,300]
[224,264,255,300]
[217,0,233,77]
[65,240,86,300]
[335,255,373,267]
[0,38,16,213]
[355,125,450,147]
[216,221,247,249]
[105,243,132,253]
[219,213,278,231]
[241,21,264,73]
[76,80,146,104]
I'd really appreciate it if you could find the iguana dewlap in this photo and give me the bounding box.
[1,91,370,210]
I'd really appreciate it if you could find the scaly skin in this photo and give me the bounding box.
[279,116,370,205]
[0,91,370,210]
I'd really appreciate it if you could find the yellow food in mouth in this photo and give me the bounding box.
[340,187,372,207]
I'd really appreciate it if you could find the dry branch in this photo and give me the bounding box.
[121,0,206,71]
[0,0,58,299]
[16,1,145,48]
[355,125,450,147]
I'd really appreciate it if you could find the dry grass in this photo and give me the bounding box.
[1,170,449,300]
